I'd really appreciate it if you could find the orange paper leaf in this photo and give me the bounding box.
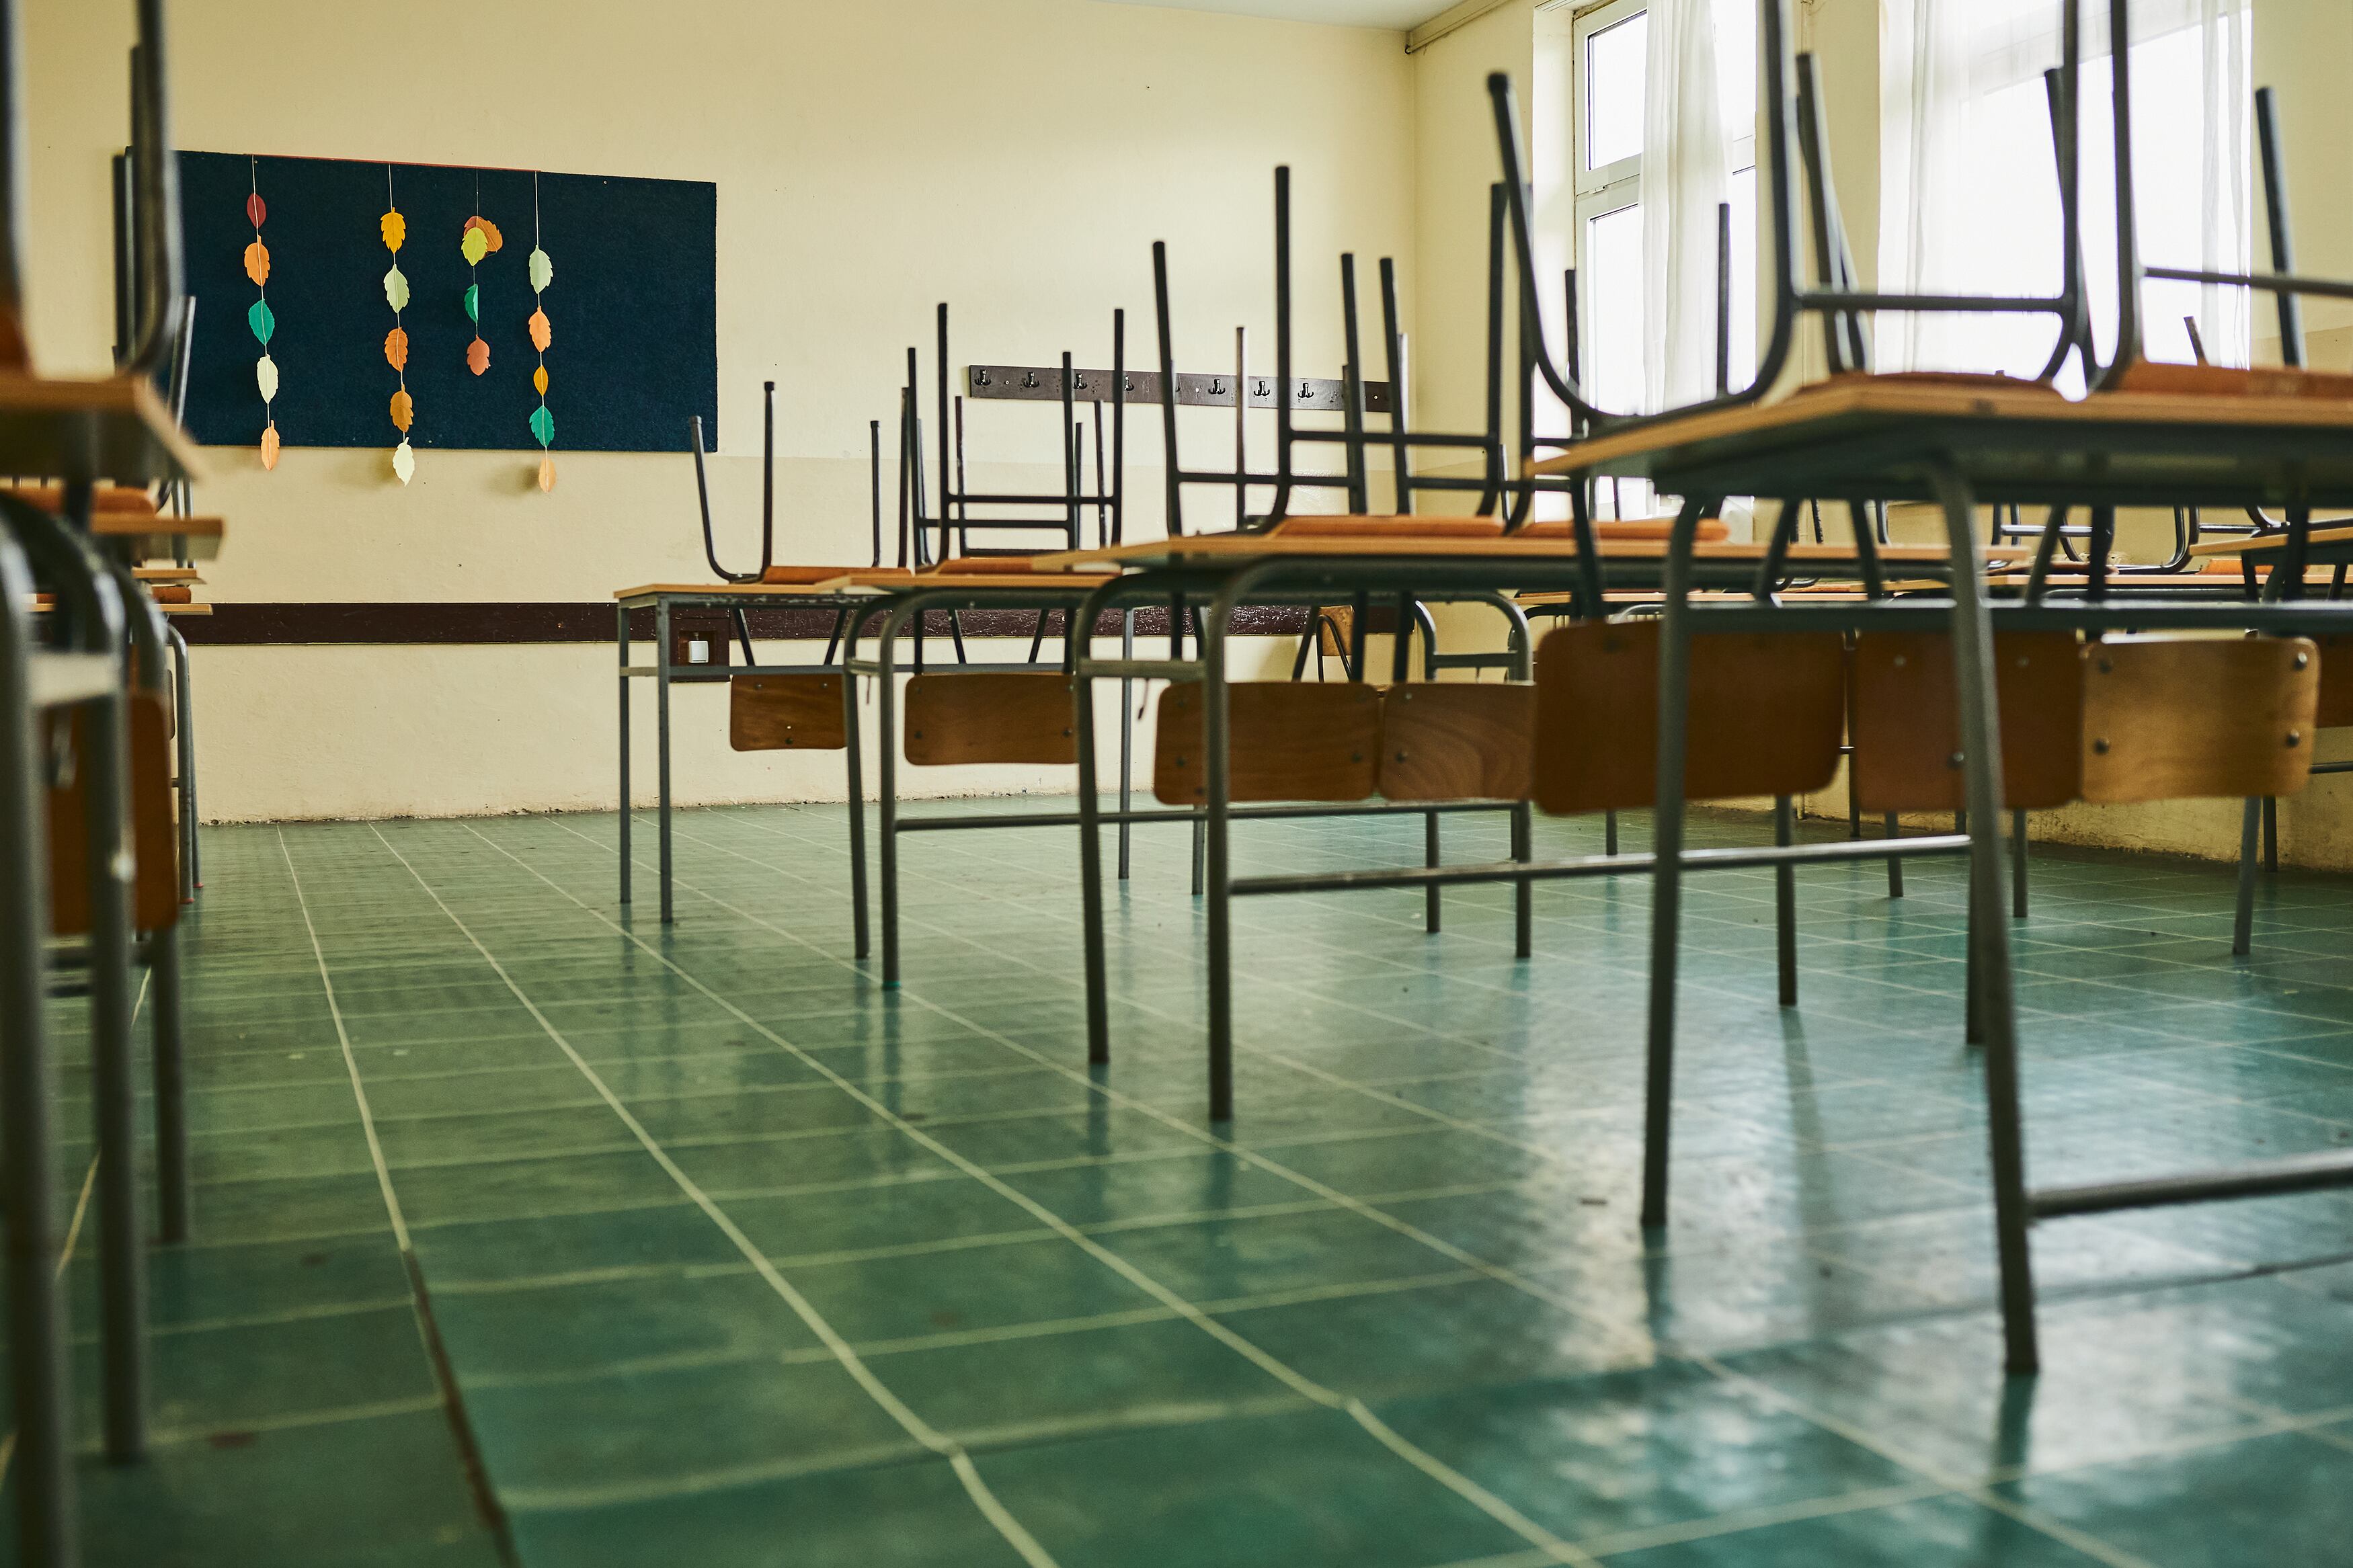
[243,239,270,286]
[381,209,405,251]
[466,337,490,376]
[389,388,413,432]
[479,218,504,253]
[537,453,555,492]
[532,365,549,395]
[527,309,552,352]
[260,421,280,470]
[383,327,408,370]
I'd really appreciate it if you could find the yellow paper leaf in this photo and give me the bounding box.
[461,225,488,265]
[532,365,549,395]
[389,387,413,432]
[537,453,555,492]
[384,327,409,370]
[466,337,489,376]
[528,309,551,352]
[243,239,270,286]
[260,422,280,470]
[381,209,405,251]
[392,438,415,486]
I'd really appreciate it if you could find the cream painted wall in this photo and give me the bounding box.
[24,0,1415,820]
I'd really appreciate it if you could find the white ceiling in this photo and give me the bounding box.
[1094,0,1460,32]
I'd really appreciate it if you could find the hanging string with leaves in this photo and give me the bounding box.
[244,156,280,469]
[381,165,415,485]
[526,172,556,491]
[461,171,502,376]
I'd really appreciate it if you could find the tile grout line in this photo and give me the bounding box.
[361,823,1065,1568]
[278,827,521,1566]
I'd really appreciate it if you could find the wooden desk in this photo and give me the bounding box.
[0,370,201,486]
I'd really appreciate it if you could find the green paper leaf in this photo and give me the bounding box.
[528,247,553,293]
[464,283,479,324]
[384,265,409,313]
[529,405,554,448]
[247,298,275,345]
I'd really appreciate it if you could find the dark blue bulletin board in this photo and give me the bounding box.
[175,152,716,452]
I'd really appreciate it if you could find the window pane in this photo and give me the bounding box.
[1726,165,1757,390]
[1585,200,1645,415]
[1712,0,1755,142]
[1585,12,1648,169]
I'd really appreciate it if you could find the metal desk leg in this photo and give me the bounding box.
[617,604,632,907]
[1512,800,1534,960]
[877,612,905,988]
[1927,462,2037,1377]
[1605,809,1620,856]
[1424,812,1442,934]
[1118,608,1134,881]
[1884,813,1905,897]
[1203,577,1250,1123]
[2011,809,2030,919]
[1640,496,1712,1231]
[2233,796,2262,956]
[83,675,149,1460]
[1076,616,1111,1065]
[842,633,871,962]
[167,624,197,897]
[151,922,190,1244]
[1773,796,1798,1007]
[655,600,674,923]
[0,544,79,1567]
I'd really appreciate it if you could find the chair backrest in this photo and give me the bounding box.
[2081,635,2319,802]
[47,692,178,936]
[1851,632,2085,812]
[1378,683,1535,803]
[1531,621,1847,815]
[905,672,1078,766]
[1154,682,1381,804]
[729,672,845,751]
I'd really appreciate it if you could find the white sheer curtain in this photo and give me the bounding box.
[1640,0,1730,413]
[1878,0,2251,382]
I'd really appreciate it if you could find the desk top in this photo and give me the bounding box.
[1032,532,1966,572]
[0,371,202,486]
[1540,378,2353,509]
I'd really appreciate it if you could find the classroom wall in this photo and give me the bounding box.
[23,0,1417,821]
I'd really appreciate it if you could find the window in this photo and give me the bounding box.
[1570,0,1757,516]
[1878,0,2251,383]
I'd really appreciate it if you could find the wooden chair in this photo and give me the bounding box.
[1155,682,1381,804]
[2081,636,2318,804]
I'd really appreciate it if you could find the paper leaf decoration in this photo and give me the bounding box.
[383,265,409,311]
[255,354,279,403]
[527,308,551,352]
[537,452,555,492]
[529,405,554,447]
[389,388,413,432]
[528,247,553,293]
[479,218,504,253]
[247,298,275,345]
[467,337,489,376]
[384,327,408,370]
[461,224,488,265]
[463,283,479,324]
[532,365,549,395]
[392,438,415,485]
[260,421,280,470]
[381,210,406,251]
[247,164,278,472]
[243,240,270,286]
[246,192,267,229]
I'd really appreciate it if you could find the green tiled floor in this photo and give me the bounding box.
[20,798,2353,1565]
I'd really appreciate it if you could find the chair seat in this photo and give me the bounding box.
[758,564,908,585]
